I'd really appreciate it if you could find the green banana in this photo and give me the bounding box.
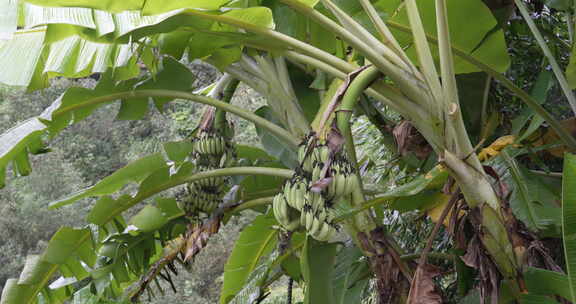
[273,193,290,227]
[286,219,300,231]
[313,221,332,241]
[309,215,322,236]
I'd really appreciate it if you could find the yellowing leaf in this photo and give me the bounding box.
[478,135,519,161]
[425,193,450,225]
[425,193,464,226]
[532,118,576,157]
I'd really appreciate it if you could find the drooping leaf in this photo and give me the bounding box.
[301,237,338,304]
[524,267,571,299]
[87,195,134,226]
[392,190,449,214]
[50,154,167,208]
[365,165,448,209]
[220,213,278,304]
[236,145,279,163]
[128,205,171,233]
[512,70,553,141]
[254,106,299,168]
[563,153,576,303]
[0,4,273,87]
[0,58,195,190]
[382,0,511,73]
[159,30,193,60]
[0,0,18,40]
[0,111,52,188]
[118,57,195,118]
[141,0,230,15]
[500,150,561,234]
[163,141,194,164]
[332,246,370,304]
[0,227,94,304]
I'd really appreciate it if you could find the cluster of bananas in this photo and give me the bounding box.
[324,156,358,200]
[192,133,228,156]
[272,134,358,241]
[181,183,223,214]
[179,126,235,219]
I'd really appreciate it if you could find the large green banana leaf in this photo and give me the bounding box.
[0,0,18,39]
[0,3,274,87]
[0,57,193,189]
[563,153,576,302]
[277,0,510,74]
[220,213,278,304]
[0,227,95,304]
[378,0,510,73]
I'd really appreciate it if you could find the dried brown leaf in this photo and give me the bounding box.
[358,229,412,303]
[461,236,481,269]
[327,126,345,153]
[310,177,333,193]
[184,217,221,261]
[407,264,443,304]
[392,121,432,160]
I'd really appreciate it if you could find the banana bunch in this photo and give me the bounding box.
[282,176,308,210]
[193,133,228,156]
[180,117,236,219]
[179,183,223,216]
[272,193,300,231]
[300,204,338,242]
[274,172,341,241]
[272,132,361,241]
[195,165,227,189]
[325,157,358,200]
[299,190,337,241]
[298,134,357,200]
[298,142,329,172]
[192,130,235,171]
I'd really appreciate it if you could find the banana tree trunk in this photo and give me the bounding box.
[443,150,523,297]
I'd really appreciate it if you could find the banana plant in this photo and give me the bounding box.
[0,0,575,303]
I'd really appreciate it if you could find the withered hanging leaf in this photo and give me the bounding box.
[482,165,509,199]
[310,177,333,193]
[393,120,413,156]
[358,228,411,303]
[407,264,443,304]
[531,117,576,157]
[129,236,187,302]
[393,120,432,160]
[478,135,519,161]
[185,216,221,261]
[327,126,345,153]
[129,216,222,302]
[459,229,502,304]
[461,236,482,269]
[198,107,216,132]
